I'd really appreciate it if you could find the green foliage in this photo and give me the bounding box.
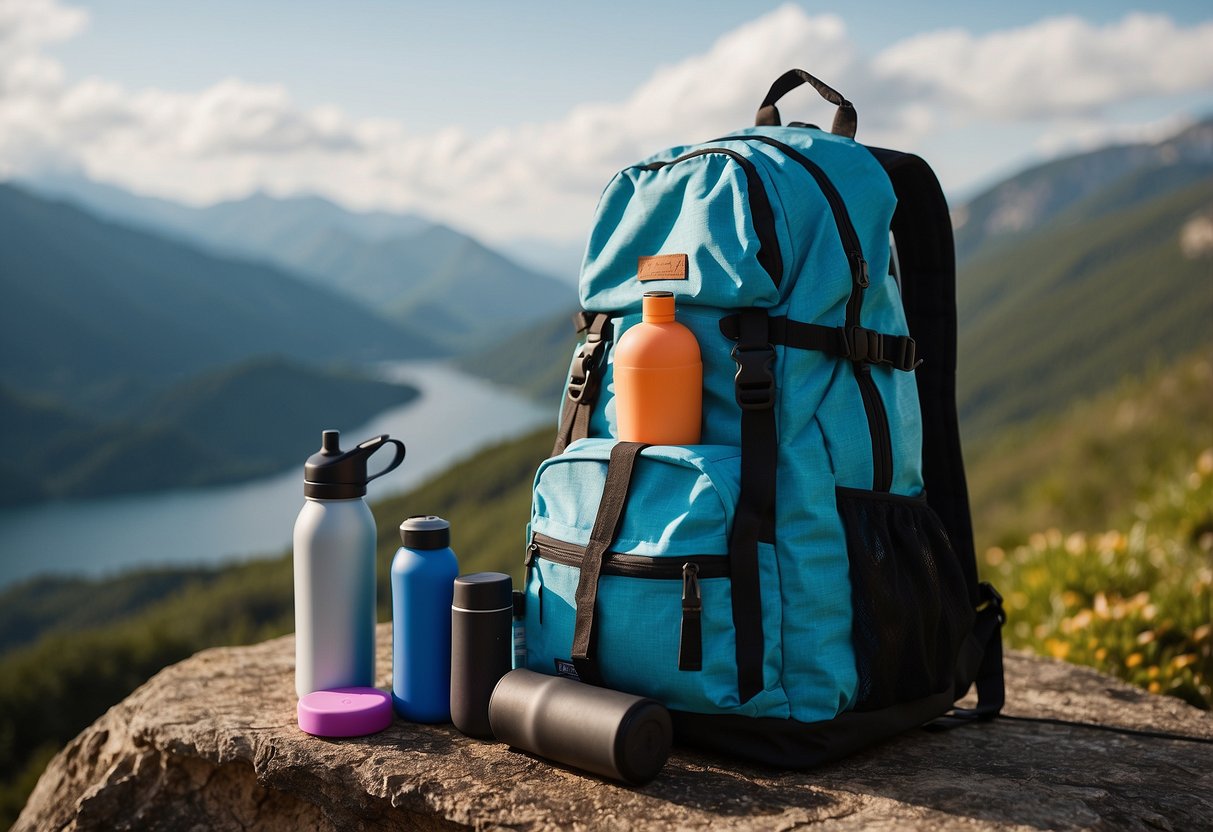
[455,308,579,402]
[981,449,1212,709]
[0,567,219,656]
[969,350,1213,709]
[957,176,1213,441]
[966,349,1213,551]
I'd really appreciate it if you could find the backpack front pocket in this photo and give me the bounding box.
[524,439,779,715]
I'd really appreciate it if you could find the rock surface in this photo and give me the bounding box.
[16,623,1213,831]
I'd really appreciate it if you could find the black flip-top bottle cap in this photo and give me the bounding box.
[400,515,450,549]
[452,572,512,612]
[304,430,405,499]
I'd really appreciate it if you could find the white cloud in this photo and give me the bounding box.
[1032,112,1198,159]
[873,13,1213,121]
[1,1,1211,243]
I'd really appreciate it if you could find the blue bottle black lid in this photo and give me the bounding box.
[400,515,450,549]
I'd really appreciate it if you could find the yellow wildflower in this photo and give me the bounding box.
[1197,448,1213,476]
[1045,639,1070,660]
[1171,654,1199,670]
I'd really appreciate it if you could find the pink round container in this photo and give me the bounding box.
[297,687,393,737]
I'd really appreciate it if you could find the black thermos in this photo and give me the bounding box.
[488,669,672,785]
[450,572,513,737]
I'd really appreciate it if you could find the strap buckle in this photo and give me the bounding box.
[891,335,920,371]
[731,343,776,410]
[976,581,1006,625]
[849,252,870,288]
[844,327,921,371]
[566,337,607,403]
[844,326,881,364]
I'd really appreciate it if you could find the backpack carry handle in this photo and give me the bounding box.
[755,69,857,138]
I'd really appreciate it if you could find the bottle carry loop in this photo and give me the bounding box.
[364,437,407,483]
[570,441,649,685]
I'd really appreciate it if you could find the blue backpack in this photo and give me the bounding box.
[522,70,1005,765]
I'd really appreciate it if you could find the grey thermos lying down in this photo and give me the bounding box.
[488,669,672,785]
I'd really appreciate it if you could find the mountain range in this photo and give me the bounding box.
[17,175,576,353]
[953,117,1213,439]
[953,118,1213,261]
[0,183,435,412]
[0,173,583,501]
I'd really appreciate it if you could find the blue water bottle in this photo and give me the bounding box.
[391,515,459,722]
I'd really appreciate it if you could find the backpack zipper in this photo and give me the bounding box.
[531,533,730,578]
[717,134,894,491]
[531,533,723,673]
[679,562,703,671]
[856,364,892,490]
[635,148,783,288]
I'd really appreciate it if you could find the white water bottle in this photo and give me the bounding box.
[294,430,405,697]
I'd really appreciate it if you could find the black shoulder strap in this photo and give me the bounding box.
[864,147,976,591]
[866,146,1004,722]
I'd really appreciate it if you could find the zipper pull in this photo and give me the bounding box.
[679,562,703,672]
[524,540,544,625]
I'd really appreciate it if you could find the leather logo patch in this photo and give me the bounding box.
[638,253,688,281]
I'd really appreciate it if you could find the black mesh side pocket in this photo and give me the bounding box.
[837,487,974,711]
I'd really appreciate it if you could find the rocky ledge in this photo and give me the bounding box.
[16,623,1213,831]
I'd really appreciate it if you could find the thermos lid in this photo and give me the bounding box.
[400,515,451,549]
[297,687,393,737]
[304,430,405,499]
[615,699,673,785]
[453,572,513,612]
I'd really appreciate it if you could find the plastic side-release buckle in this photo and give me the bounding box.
[845,326,882,364]
[731,343,776,410]
[844,328,922,371]
[566,337,607,403]
[849,253,870,288]
[976,581,1006,625]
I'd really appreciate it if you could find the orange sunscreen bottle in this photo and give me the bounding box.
[614,291,702,444]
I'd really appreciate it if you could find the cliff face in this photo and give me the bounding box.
[16,623,1213,831]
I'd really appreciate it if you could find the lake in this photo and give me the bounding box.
[0,361,550,589]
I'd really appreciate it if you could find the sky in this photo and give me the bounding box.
[2,0,1212,252]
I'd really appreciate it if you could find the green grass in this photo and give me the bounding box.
[981,448,1212,708]
[966,349,1213,552]
[968,349,1213,709]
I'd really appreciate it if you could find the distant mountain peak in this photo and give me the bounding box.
[954,114,1213,262]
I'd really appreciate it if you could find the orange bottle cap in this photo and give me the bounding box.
[641,291,676,323]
